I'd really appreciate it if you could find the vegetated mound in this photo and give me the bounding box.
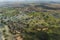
[0,3,60,40]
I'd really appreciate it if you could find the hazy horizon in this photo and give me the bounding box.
[0,0,60,2]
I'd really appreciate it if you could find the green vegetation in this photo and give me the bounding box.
[0,7,60,40]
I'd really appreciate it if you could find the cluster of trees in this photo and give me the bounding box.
[0,8,60,40]
[6,12,60,40]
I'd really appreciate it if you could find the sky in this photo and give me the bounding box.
[0,0,60,1]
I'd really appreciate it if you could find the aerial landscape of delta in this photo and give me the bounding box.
[0,0,60,40]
